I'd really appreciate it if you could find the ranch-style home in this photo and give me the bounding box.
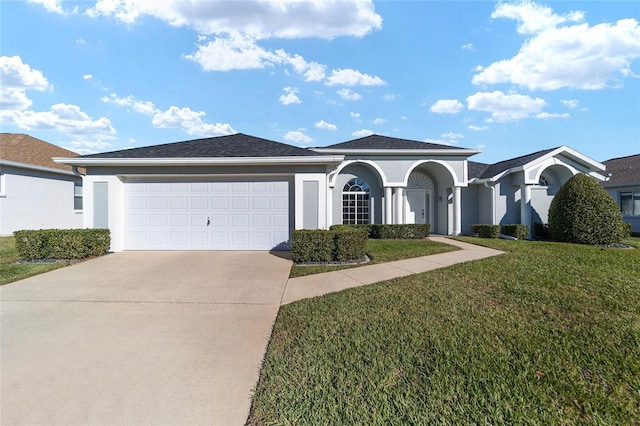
[602,154,640,234]
[0,134,83,235]
[54,133,609,252]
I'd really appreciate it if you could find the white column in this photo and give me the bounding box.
[520,184,532,237]
[394,187,404,224]
[384,187,392,224]
[453,186,462,236]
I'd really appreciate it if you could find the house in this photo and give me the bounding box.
[0,134,83,235]
[602,154,640,234]
[54,133,607,251]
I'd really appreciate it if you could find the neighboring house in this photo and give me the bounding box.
[602,154,640,234]
[55,133,606,251]
[0,134,83,235]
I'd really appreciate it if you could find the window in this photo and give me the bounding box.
[342,178,370,224]
[538,176,550,187]
[74,182,83,210]
[620,191,640,216]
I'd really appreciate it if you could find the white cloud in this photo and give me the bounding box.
[27,0,66,14]
[468,125,489,131]
[462,43,474,51]
[185,33,281,72]
[85,0,382,39]
[466,91,547,122]
[430,99,464,114]
[536,112,570,119]
[441,132,463,140]
[151,106,235,136]
[102,93,157,115]
[352,129,373,137]
[474,3,640,91]
[82,74,93,80]
[284,130,313,145]
[561,99,579,109]
[315,119,337,131]
[279,87,301,105]
[383,93,399,101]
[337,88,362,101]
[400,115,407,120]
[3,103,116,136]
[325,68,386,86]
[0,56,50,110]
[491,1,584,35]
[350,111,360,118]
[372,118,386,124]
[285,54,326,82]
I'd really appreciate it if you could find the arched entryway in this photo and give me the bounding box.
[405,171,434,226]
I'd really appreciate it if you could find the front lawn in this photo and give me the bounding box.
[289,238,459,278]
[250,238,640,425]
[0,236,70,285]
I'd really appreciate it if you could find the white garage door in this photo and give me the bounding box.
[125,179,291,250]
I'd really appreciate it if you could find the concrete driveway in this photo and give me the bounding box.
[0,251,292,426]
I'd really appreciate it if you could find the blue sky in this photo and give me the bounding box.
[1,0,639,164]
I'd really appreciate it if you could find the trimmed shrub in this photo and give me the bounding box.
[501,224,530,240]
[329,224,430,240]
[623,222,632,238]
[291,229,333,263]
[548,173,627,245]
[533,222,549,241]
[470,224,500,239]
[334,227,368,262]
[13,229,111,261]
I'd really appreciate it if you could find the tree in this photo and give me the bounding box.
[548,173,626,245]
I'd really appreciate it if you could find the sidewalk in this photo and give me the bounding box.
[281,236,504,305]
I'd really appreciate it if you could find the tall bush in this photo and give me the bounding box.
[548,173,626,245]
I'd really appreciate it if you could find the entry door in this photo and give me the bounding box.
[405,190,432,224]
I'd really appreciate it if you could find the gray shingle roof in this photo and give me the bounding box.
[322,134,465,150]
[80,133,321,158]
[473,147,558,180]
[467,161,491,180]
[603,154,640,185]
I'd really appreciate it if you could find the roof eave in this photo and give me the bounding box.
[0,159,77,177]
[311,148,481,156]
[54,155,345,167]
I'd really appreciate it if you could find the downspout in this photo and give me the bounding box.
[71,165,85,177]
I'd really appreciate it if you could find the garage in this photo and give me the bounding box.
[125,178,291,250]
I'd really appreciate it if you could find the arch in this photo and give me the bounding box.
[402,159,460,187]
[328,160,387,187]
[533,163,576,187]
[407,171,434,190]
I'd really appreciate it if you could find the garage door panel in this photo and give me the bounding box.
[126,179,291,250]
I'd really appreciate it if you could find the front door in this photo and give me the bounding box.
[405,189,432,225]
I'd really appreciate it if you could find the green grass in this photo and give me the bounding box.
[0,236,70,285]
[289,238,459,278]
[250,238,640,425]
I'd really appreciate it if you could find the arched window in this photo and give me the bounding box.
[343,178,370,224]
[538,175,550,187]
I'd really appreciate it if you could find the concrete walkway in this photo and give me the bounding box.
[281,237,504,304]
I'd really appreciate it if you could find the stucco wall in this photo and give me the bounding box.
[0,166,83,235]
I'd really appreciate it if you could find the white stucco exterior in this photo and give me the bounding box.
[0,162,83,235]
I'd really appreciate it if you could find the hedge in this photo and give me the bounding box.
[329,224,430,239]
[290,229,333,263]
[470,224,500,239]
[533,222,549,240]
[13,229,111,261]
[501,224,530,240]
[291,227,368,263]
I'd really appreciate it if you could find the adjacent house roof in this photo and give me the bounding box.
[603,154,640,186]
[81,133,321,158]
[320,134,466,150]
[0,133,79,173]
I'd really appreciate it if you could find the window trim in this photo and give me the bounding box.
[620,190,640,217]
[342,178,370,225]
[74,182,83,211]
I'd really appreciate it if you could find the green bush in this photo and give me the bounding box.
[334,227,368,262]
[329,224,430,239]
[291,230,333,263]
[292,228,368,263]
[623,222,632,238]
[533,222,549,240]
[13,229,111,261]
[470,224,500,239]
[501,224,530,240]
[548,174,627,245]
